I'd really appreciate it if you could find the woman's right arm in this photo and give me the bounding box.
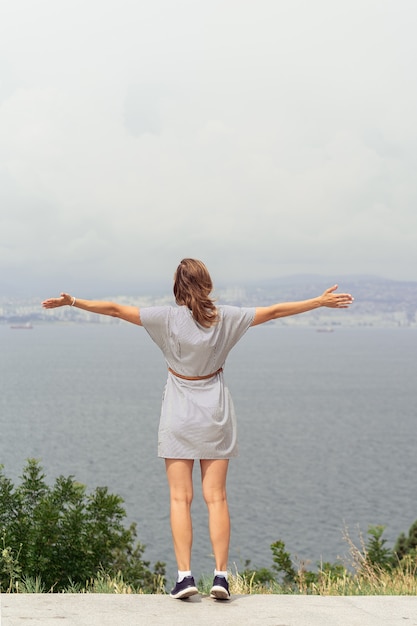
[41,293,142,326]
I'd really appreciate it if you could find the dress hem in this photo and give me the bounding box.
[158,454,238,460]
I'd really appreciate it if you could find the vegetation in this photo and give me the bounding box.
[1,460,417,594]
[229,524,417,596]
[0,460,165,593]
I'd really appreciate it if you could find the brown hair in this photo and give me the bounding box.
[173,258,218,328]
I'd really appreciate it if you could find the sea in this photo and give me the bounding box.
[1,322,416,580]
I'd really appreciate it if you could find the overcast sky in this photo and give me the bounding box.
[1,0,416,296]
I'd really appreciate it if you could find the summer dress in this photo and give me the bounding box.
[140,304,255,459]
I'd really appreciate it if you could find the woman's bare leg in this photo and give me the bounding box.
[165,458,194,571]
[200,459,230,571]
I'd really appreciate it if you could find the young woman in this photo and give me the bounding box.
[42,258,353,600]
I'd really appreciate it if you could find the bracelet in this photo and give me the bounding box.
[70,297,76,306]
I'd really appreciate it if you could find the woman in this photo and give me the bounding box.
[42,258,353,600]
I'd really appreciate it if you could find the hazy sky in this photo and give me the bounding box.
[1,0,416,296]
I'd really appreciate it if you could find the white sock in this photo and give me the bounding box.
[177,570,192,582]
[214,569,228,580]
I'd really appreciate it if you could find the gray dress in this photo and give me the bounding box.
[140,304,255,459]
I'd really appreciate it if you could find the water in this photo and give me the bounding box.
[1,323,416,578]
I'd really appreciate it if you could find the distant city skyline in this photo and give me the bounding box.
[2,274,416,329]
[1,1,417,296]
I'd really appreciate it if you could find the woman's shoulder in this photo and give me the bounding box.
[140,305,176,324]
[218,304,254,314]
[217,304,256,323]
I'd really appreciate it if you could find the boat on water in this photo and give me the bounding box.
[10,323,33,329]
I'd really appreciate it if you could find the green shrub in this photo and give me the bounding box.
[364,525,393,572]
[394,520,417,565]
[0,459,165,592]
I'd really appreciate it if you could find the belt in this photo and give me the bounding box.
[168,367,223,381]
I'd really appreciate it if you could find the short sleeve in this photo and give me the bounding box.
[219,306,255,350]
[140,306,171,350]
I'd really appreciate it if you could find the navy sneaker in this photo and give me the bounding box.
[210,575,230,600]
[170,576,199,599]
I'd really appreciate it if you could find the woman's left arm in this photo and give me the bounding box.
[41,292,142,325]
[251,285,353,326]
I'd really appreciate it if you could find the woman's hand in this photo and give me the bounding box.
[320,285,354,308]
[41,292,73,309]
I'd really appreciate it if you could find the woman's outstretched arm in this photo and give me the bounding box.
[41,292,142,326]
[251,285,354,326]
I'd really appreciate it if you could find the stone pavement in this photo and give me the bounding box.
[1,594,417,626]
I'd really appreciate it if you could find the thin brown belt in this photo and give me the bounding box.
[168,367,223,381]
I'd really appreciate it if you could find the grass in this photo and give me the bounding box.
[216,564,417,597]
[6,564,417,595]
[184,562,417,596]
[4,532,417,595]
[223,529,417,596]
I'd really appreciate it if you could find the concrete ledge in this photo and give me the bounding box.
[2,593,417,626]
